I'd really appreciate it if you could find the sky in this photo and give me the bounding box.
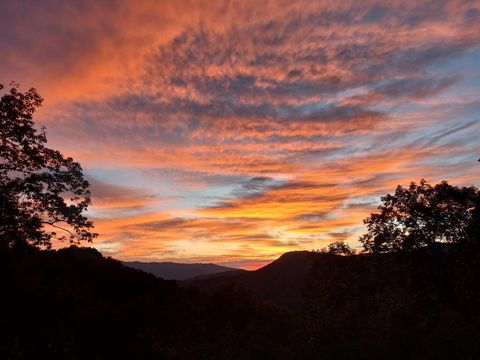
[1,0,479,269]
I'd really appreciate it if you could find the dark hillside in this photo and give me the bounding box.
[303,247,480,359]
[0,246,294,359]
[184,251,314,309]
[122,261,244,280]
[2,245,480,359]
[184,246,480,359]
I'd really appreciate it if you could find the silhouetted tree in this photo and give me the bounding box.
[320,241,356,255]
[360,179,480,253]
[0,83,96,250]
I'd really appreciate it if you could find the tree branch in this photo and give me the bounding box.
[41,221,77,238]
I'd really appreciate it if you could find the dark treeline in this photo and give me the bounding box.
[0,246,295,359]
[2,85,480,358]
[305,247,480,359]
[1,244,480,359]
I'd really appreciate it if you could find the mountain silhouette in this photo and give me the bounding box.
[184,250,314,309]
[122,261,244,280]
[2,245,480,359]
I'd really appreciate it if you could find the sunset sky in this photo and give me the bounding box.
[1,0,479,268]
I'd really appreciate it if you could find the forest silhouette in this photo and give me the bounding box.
[1,84,480,359]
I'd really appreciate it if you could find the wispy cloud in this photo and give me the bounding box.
[1,0,479,267]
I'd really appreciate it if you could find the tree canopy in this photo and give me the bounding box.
[360,179,480,253]
[0,83,96,250]
[319,241,356,256]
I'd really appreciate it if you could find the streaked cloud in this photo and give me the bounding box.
[1,0,479,268]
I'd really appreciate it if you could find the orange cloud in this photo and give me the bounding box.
[2,0,480,267]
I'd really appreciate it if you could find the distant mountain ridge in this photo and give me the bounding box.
[183,251,314,309]
[122,261,244,280]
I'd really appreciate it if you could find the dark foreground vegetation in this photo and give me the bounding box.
[0,246,295,359]
[2,85,480,359]
[305,246,480,359]
[1,244,480,359]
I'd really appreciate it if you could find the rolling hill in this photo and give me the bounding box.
[183,251,315,309]
[3,245,480,359]
[122,260,244,280]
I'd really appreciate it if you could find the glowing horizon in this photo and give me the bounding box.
[1,1,479,269]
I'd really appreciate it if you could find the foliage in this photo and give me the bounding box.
[360,179,480,253]
[2,245,480,359]
[304,248,480,359]
[320,241,356,256]
[0,83,96,249]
